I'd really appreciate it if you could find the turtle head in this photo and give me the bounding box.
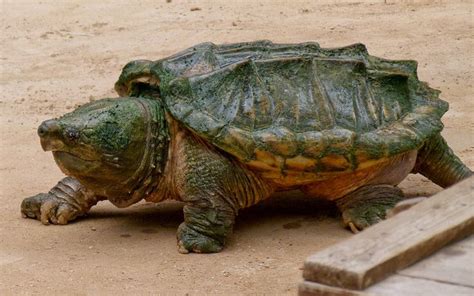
[37,97,169,206]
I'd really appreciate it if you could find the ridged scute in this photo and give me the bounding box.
[115,41,448,173]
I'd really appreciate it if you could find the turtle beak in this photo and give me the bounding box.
[38,119,64,151]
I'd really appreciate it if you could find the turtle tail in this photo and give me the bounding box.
[413,134,472,188]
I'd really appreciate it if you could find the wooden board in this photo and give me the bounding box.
[398,235,474,287]
[303,176,474,290]
[366,274,474,296]
[299,235,474,296]
[299,281,367,296]
[301,269,474,296]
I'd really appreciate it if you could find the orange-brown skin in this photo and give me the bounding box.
[153,121,417,250]
[142,118,415,247]
[300,151,417,200]
[144,117,181,203]
[145,117,416,206]
[145,118,273,205]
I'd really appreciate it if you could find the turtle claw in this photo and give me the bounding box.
[177,223,224,254]
[21,193,48,221]
[21,193,80,225]
[341,206,385,232]
[177,240,190,254]
[337,185,404,232]
[348,222,360,234]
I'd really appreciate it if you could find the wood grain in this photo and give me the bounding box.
[303,176,474,290]
[398,235,474,287]
[299,281,368,296]
[366,274,474,296]
[299,274,474,296]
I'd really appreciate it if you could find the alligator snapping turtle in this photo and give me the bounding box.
[22,41,472,253]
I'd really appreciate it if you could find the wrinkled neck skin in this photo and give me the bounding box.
[143,115,182,204]
[102,102,186,207]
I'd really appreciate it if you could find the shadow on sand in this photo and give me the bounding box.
[84,190,340,232]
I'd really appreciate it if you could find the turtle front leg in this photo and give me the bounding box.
[176,156,238,254]
[178,200,236,254]
[21,177,103,225]
[335,185,404,233]
[175,135,273,254]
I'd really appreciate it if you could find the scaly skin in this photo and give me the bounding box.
[174,132,273,253]
[21,177,103,225]
[414,134,473,187]
[331,134,472,232]
[336,185,404,232]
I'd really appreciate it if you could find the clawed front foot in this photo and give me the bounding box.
[336,185,404,233]
[21,177,100,225]
[341,204,390,233]
[177,223,224,254]
[176,203,235,254]
[21,193,83,225]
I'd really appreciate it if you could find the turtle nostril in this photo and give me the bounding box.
[37,125,47,137]
[37,119,59,138]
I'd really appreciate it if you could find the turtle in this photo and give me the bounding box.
[21,41,472,253]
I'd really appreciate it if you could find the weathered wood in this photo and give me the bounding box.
[303,176,474,290]
[386,196,427,218]
[366,274,474,296]
[300,274,474,296]
[299,235,474,296]
[299,281,368,296]
[398,235,474,287]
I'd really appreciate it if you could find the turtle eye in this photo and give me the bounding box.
[64,127,80,143]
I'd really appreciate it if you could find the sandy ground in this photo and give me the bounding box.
[0,0,472,295]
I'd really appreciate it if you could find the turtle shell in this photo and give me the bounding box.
[115,41,448,175]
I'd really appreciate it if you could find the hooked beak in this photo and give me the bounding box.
[38,119,64,151]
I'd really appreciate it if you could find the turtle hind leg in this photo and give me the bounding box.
[414,134,472,188]
[335,185,404,233]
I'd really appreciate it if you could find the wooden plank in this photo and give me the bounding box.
[366,274,474,296]
[299,236,474,296]
[398,235,474,287]
[299,281,368,296]
[303,176,474,290]
[300,274,474,296]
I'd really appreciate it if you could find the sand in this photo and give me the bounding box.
[0,0,472,295]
